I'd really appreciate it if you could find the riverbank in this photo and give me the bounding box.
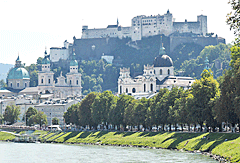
[1,130,239,162]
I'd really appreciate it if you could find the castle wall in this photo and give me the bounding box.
[81,11,206,42]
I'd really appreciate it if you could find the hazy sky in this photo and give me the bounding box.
[0,0,235,66]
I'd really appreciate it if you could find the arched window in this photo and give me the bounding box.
[168,69,170,75]
[160,69,162,75]
[120,86,122,94]
[144,84,146,92]
[132,88,136,93]
[150,84,153,92]
[48,79,51,84]
[41,79,43,84]
[76,80,78,85]
[17,83,19,87]
[126,88,128,93]
[70,80,72,85]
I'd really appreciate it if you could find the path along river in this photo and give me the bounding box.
[0,142,218,163]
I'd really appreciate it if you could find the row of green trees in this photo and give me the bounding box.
[64,67,238,132]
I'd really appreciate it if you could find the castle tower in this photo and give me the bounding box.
[197,15,207,36]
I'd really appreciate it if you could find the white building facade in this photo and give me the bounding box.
[50,40,72,62]
[118,47,195,96]
[38,52,82,99]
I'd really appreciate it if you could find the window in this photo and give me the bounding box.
[120,86,122,94]
[17,83,19,87]
[48,79,51,84]
[70,80,72,85]
[10,83,12,87]
[41,79,43,83]
[160,69,162,75]
[168,69,170,75]
[76,80,78,85]
[25,83,27,87]
[126,88,128,93]
[144,84,146,92]
[132,88,136,93]
[150,84,153,92]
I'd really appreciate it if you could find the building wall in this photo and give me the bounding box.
[50,48,69,62]
[8,79,30,90]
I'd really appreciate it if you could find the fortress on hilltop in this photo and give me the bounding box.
[81,10,207,41]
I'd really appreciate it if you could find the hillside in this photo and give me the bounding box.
[0,63,13,80]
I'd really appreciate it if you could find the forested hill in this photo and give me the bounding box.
[0,63,13,80]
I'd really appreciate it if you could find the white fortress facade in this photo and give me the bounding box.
[81,10,207,41]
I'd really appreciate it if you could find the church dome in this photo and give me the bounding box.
[153,55,173,67]
[7,67,30,79]
[42,56,50,64]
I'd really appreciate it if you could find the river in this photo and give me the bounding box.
[0,142,217,163]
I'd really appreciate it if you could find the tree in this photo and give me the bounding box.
[29,111,47,128]
[0,79,7,89]
[190,69,220,131]
[92,91,116,129]
[110,94,133,130]
[3,105,20,125]
[227,0,240,44]
[78,92,97,127]
[25,107,38,126]
[0,114,3,124]
[63,103,79,125]
[52,117,59,125]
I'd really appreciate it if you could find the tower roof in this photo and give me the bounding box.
[70,53,78,66]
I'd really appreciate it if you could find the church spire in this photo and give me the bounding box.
[159,36,166,56]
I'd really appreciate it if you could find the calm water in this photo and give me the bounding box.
[0,142,217,163]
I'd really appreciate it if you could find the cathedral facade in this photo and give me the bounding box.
[118,46,195,95]
[37,52,82,98]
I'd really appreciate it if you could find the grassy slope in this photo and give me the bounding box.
[0,132,15,141]
[53,131,240,162]
[2,131,240,162]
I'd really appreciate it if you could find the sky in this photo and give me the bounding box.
[0,0,235,66]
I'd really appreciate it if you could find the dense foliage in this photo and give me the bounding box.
[52,117,59,125]
[28,111,48,128]
[3,105,20,125]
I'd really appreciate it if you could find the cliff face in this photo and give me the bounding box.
[72,34,222,68]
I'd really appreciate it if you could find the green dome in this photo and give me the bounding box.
[7,67,30,79]
[70,60,78,66]
[42,56,50,64]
